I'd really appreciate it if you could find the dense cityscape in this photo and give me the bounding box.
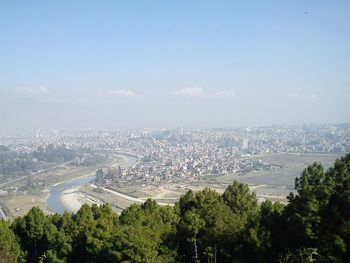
[0,123,346,216]
[1,123,349,187]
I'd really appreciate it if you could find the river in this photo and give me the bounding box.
[46,153,138,214]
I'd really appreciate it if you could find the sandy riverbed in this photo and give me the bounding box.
[60,187,103,213]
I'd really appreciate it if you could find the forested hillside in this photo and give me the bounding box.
[1,154,349,263]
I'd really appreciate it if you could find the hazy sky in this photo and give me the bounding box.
[0,1,349,132]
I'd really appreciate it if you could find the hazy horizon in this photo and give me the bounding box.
[1,1,349,132]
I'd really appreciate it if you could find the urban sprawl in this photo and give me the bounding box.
[1,124,349,188]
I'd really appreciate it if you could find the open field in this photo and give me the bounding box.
[217,153,340,185]
[0,193,50,217]
[215,153,341,202]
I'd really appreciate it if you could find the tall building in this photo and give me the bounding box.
[242,138,249,149]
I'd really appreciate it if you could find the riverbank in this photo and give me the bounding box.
[52,172,95,187]
[60,186,103,213]
[46,153,139,214]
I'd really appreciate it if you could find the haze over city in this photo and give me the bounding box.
[1,0,349,132]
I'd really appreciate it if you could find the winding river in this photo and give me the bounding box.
[46,153,138,214]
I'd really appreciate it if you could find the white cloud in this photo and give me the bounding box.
[173,87,236,99]
[173,87,205,97]
[287,92,319,101]
[308,94,319,100]
[16,86,48,95]
[102,89,140,98]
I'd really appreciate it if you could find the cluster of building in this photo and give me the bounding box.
[2,124,348,155]
[1,124,349,186]
[73,124,350,186]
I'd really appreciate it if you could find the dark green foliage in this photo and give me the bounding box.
[0,220,23,262]
[285,163,330,249]
[257,200,285,262]
[11,207,68,263]
[104,225,161,262]
[120,199,180,261]
[3,154,350,262]
[223,181,259,220]
[177,187,256,262]
[282,155,350,262]
[67,204,119,262]
[321,155,350,262]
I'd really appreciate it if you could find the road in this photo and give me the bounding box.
[95,185,174,206]
[0,176,26,188]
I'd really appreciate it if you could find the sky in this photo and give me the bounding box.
[0,0,349,132]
